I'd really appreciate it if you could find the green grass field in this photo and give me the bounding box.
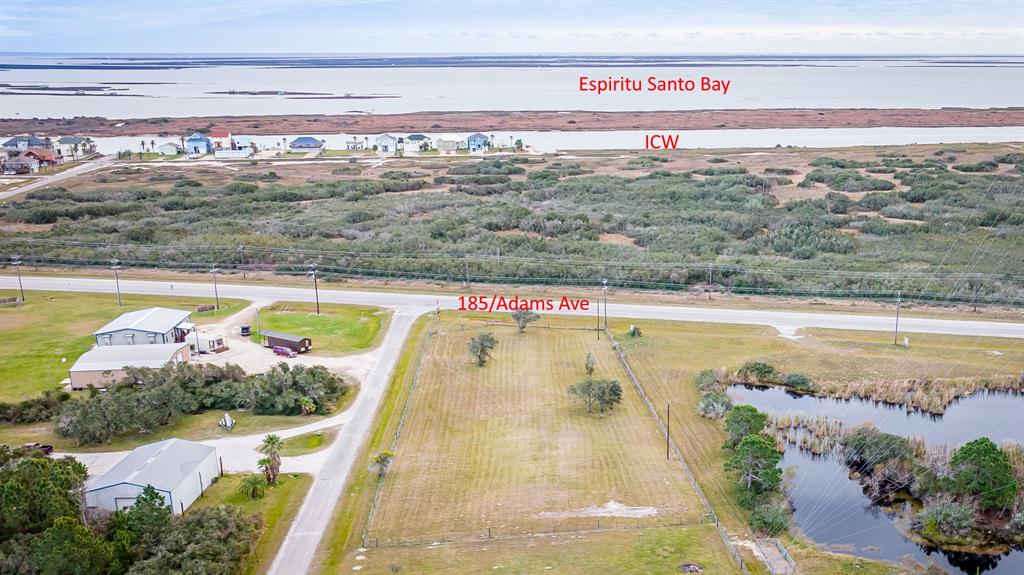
[369,318,706,542]
[281,427,338,456]
[0,290,246,401]
[255,302,388,355]
[192,473,312,575]
[339,524,741,574]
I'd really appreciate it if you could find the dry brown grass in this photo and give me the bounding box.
[368,318,705,543]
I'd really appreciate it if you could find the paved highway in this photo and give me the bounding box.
[3,275,1022,574]
[3,275,1022,338]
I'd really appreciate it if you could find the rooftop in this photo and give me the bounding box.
[210,130,230,138]
[468,132,490,140]
[3,135,46,147]
[56,136,90,145]
[70,342,189,373]
[86,438,215,492]
[261,330,309,343]
[93,307,192,336]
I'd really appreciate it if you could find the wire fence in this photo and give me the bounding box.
[362,515,713,549]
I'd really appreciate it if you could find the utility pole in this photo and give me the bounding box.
[110,259,122,307]
[602,278,608,330]
[309,263,321,315]
[463,253,470,287]
[596,294,601,340]
[666,403,671,460]
[238,245,246,280]
[210,265,221,310]
[11,255,25,302]
[893,289,902,346]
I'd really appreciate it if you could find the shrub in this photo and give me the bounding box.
[738,361,778,383]
[763,167,798,175]
[694,369,719,392]
[750,503,789,535]
[918,499,975,539]
[841,425,910,470]
[782,372,815,391]
[952,161,998,173]
[697,389,732,420]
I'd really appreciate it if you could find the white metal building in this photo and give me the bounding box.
[85,438,219,515]
[68,342,191,389]
[93,307,194,347]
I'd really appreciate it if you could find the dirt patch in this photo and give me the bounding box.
[536,501,658,519]
[599,233,640,247]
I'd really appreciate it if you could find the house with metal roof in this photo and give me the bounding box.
[289,136,324,149]
[93,307,194,347]
[184,132,212,154]
[3,135,49,153]
[2,153,40,174]
[68,342,192,389]
[55,136,96,158]
[467,133,491,152]
[375,134,397,154]
[85,438,219,515]
[209,129,233,150]
[158,142,182,156]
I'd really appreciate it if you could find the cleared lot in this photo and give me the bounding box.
[368,318,706,543]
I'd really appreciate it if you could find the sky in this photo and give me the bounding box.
[1,0,1022,55]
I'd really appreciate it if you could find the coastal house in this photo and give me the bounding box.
[55,136,96,159]
[375,134,397,153]
[158,142,182,156]
[185,132,212,155]
[93,307,195,347]
[2,153,40,174]
[405,134,432,150]
[345,136,368,150]
[85,438,219,515]
[233,136,254,151]
[467,133,491,152]
[68,342,192,389]
[3,135,49,154]
[24,148,63,167]
[436,138,465,153]
[210,130,233,150]
[289,136,324,150]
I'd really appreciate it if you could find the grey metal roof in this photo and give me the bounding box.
[56,136,89,145]
[86,438,215,492]
[468,133,489,140]
[70,342,189,373]
[261,330,309,343]
[93,307,192,336]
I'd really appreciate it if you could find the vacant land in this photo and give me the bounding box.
[281,427,338,456]
[369,318,705,542]
[255,302,387,355]
[3,143,1021,305]
[341,524,742,574]
[0,290,246,401]
[192,473,313,575]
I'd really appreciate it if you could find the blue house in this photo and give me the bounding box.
[184,133,212,154]
[467,133,490,152]
[3,135,48,153]
[289,136,324,149]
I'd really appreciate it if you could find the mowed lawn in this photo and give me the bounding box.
[369,320,705,543]
[255,302,388,355]
[342,524,742,574]
[191,473,312,575]
[0,291,246,402]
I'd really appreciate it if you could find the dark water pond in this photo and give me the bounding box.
[728,385,1024,574]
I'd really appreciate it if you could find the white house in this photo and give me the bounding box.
[68,342,192,389]
[93,307,194,347]
[436,138,465,153]
[157,142,182,156]
[85,438,220,515]
[210,130,233,150]
[192,332,228,354]
[55,136,96,159]
[375,134,398,154]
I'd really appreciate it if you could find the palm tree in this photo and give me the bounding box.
[150,139,156,153]
[71,143,79,161]
[238,474,267,499]
[258,457,274,484]
[298,396,316,416]
[259,433,284,484]
[140,140,146,153]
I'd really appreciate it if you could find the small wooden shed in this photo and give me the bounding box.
[261,330,312,353]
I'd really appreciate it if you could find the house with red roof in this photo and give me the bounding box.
[210,130,233,150]
[23,148,64,167]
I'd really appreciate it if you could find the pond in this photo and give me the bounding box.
[728,385,1024,574]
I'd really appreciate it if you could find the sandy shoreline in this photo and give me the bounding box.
[1,108,1022,138]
